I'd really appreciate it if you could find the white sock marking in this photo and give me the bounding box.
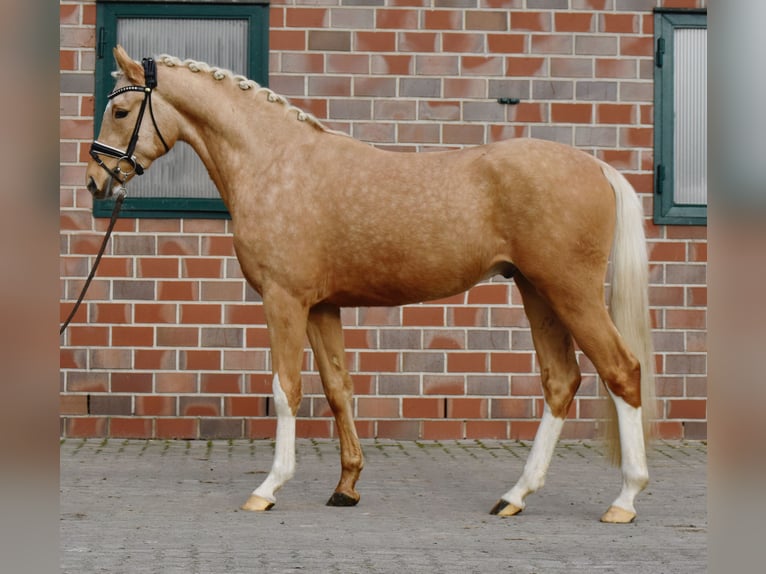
[609,393,649,513]
[502,404,565,509]
[252,374,296,503]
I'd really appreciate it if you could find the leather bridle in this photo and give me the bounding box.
[62,57,170,335]
[89,57,170,186]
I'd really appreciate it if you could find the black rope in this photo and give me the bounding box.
[60,190,126,335]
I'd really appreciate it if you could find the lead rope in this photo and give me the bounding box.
[60,189,126,335]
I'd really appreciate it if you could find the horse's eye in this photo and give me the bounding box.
[114,109,129,119]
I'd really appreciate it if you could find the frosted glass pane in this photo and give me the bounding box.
[116,19,248,199]
[673,27,707,205]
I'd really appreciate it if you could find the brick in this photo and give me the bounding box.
[600,13,639,34]
[201,373,243,394]
[309,30,350,51]
[371,54,413,75]
[424,9,462,29]
[533,80,574,100]
[443,124,485,145]
[89,349,132,370]
[223,350,268,371]
[377,9,419,30]
[376,420,419,440]
[466,11,507,31]
[555,13,595,33]
[112,326,154,347]
[597,103,636,124]
[403,397,443,418]
[415,55,460,76]
[109,417,154,438]
[550,58,592,77]
[180,397,221,417]
[424,330,464,350]
[156,418,198,439]
[510,420,539,440]
[575,35,618,56]
[69,326,109,347]
[505,56,546,77]
[327,53,370,74]
[531,34,572,55]
[61,395,88,415]
[446,398,488,418]
[201,281,244,302]
[181,304,222,325]
[490,352,533,373]
[422,376,466,396]
[398,123,440,144]
[552,103,593,123]
[285,7,328,28]
[445,78,487,98]
[510,11,551,32]
[113,280,155,301]
[468,283,508,305]
[398,31,439,53]
[134,395,176,417]
[463,102,506,122]
[359,351,399,372]
[329,99,372,120]
[355,31,396,52]
[448,306,488,327]
[422,420,464,440]
[667,399,707,420]
[357,397,399,418]
[620,36,653,57]
[89,395,131,416]
[447,352,487,373]
[465,420,508,439]
[180,350,221,371]
[442,33,485,53]
[199,418,243,439]
[271,29,306,51]
[66,417,107,438]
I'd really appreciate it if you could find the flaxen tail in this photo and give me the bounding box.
[599,161,656,466]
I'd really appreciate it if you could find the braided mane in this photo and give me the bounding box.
[118,54,346,137]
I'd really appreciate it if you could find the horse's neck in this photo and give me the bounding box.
[161,65,311,202]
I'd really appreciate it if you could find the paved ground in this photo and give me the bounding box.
[61,438,706,573]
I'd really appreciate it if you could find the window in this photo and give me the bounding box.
[93,1,269,219]
[653,9,707,225]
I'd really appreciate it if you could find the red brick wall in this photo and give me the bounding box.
[60,0,707,440]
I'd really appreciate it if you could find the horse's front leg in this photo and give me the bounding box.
[307,304,364,506]
[241,290,308,512]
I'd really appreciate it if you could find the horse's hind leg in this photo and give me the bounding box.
[491,274,581,517]
[538,277,648,524]
[241,290,308,512]
[307,304,364,506]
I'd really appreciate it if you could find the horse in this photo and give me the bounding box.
[86,46,655,524]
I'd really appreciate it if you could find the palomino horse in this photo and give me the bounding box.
[86,47,655,524]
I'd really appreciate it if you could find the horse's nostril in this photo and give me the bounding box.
[87,176,106,199]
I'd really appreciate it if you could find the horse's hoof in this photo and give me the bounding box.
[490,499,522,517]
[600,505,636,524]
[240,494,275,512]
[326,492,359,507]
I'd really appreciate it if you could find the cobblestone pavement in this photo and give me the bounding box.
[61,439,706,573]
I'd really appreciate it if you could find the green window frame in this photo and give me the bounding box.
[653,9,707,225]
[93,1,269,219]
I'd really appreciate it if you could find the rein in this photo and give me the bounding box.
[60,189,125,335]
[62,57,167,335]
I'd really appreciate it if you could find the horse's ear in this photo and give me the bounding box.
[113,45,144,84]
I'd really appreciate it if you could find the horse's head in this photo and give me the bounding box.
[86,45,174,199]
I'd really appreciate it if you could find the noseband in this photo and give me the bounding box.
[89,57,170,185]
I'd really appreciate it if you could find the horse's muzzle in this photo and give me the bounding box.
[87,175,111,200]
